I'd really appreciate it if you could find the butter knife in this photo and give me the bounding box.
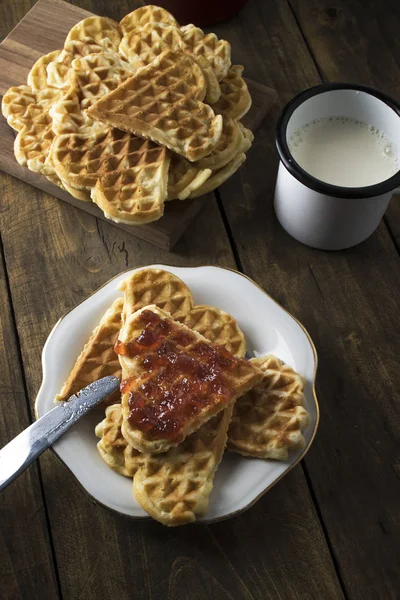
[0,375,120,492]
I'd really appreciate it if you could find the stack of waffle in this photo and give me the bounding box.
[57,268,311,526]
[1,6,255,225]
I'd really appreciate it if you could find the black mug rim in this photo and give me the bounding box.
[275,83,400,199]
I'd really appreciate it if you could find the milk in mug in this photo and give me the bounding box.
[288,116,399,187]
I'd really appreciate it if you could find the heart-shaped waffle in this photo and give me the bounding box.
[119,268,246,357]
[116,304,261,454]
[92,146,170,224]
[87,50,223,162]
[46,37,117,90]
[96,402,233,526]
[227,355,311,460]
[51,51,134,136]
[2,85,60,131]
[1,84,66,186]
[180,24,231,82]
[51,129,170,223]
[119,22,184,71]
[119,23,222,103]
[210,64,252,120]
[120,6,178,35]
[65,16,122,51]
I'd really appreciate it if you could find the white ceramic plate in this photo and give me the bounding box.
[35,265,319,522]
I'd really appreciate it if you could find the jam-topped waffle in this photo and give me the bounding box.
[95,402,233,526]
[116,305,262,454]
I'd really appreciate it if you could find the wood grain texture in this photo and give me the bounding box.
[0,246,59,600]
[0,0,275,250]
[214,0,400,598]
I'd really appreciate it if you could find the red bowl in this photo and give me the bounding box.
[149,0,249,27]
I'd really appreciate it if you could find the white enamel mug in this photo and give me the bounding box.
[274,84,400,250]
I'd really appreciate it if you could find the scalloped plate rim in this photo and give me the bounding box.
[35,264,319,523]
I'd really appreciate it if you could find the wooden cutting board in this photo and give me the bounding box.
[0,0,276,250]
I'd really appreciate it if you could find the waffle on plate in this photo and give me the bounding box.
[55,268,311,525]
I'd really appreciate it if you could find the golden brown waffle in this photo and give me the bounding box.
[51,129,160,190]
[95,404,144,476]
[120,5,178,35]
[95,402,233,526]
[184,305,246,358]
[47,15,122,91]
[211,65,252,120]
[227,355,311,460]
[52,128,170,224]
[87,50,223,162]
[51,51,134,136]
[119,22,184,71]
[119,268,246,358]
[134,404,233,526]
[2,85,59,132]
[91,143,170,224]
[167,154,212,201]
[13,122,83,198]
[2,84,62,184]
[96,47,208,104]
[196,116,249,171]
[65,17,122,51]
[14,122,56,177]
[116,305,262,453]
[47,37,115,90]
[180,24,231,82]
[119,267,194,323]
[56,297,124,404]
[27,50,61,91]
[119,23,221,104]
[189,152,247,199]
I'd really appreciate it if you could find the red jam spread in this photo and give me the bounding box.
[115,309,239,440]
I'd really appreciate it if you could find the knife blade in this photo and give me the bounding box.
[0,375,120,492]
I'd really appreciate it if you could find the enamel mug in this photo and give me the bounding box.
[274,84,400,250]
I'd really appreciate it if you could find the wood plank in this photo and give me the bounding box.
[0,244,59,600]
[214,1,400,598]
[287,0,400,254]
[0,0,275,250]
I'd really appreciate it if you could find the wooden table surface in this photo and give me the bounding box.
[1,1,399,599]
